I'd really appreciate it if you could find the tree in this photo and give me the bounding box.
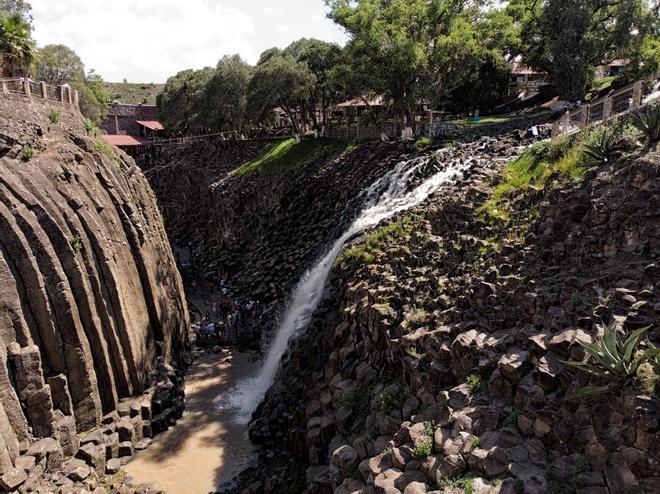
[0,12,35,76]
[157,67,215,132]
[71,70,110,124]
[201,54,252,132]
[36,44,85,85]
[248,52,316,143]
[327,0,515,137]
[0,0,31,26]
[284,38,342,136]
[509,0,656,100]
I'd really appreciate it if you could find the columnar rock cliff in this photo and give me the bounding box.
[230,136,659,493]
[0,94,189,489]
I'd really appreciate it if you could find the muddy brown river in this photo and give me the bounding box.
[124,350,257,494]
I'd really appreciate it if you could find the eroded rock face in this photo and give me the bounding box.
[0,94,189,489]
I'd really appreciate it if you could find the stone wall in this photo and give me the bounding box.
[0,94,189,492]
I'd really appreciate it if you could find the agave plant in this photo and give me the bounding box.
[582,128,617,164]
[566,322,659,396]
[632,103,660,145]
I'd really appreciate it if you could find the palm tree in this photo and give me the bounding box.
[0,13,36,77]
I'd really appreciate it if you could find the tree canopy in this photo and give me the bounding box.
[36,44,85,85]
[247,52,316,139]
[157,67,215,132]
[0,12,35,76]
[201,55,252,132]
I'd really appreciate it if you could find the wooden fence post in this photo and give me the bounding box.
[23,78,31,98]
[1,80,7,94]
[41,82,47,99]
[602,95,613,121]
[580,105,589,128]
[60,86,65,103]
[73,90,79,108]
[632,80,643,110]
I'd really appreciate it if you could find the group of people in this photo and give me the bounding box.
[191,281,259,345]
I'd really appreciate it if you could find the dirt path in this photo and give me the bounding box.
[124,350,257,494]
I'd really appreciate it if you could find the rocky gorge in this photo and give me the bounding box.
[216,132,659,493]
[0,94,189,493]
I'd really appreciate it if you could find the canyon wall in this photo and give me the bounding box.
[0,94,189,491]
[147,139,421,304]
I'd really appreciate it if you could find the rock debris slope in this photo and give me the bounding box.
[0,94,189,487]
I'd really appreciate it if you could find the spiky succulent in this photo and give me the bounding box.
[632,103,660,144]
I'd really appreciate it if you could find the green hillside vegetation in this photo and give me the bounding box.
[104,82,164,105]
[230,137,354,176]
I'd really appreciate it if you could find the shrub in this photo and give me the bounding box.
[412,437,433,459]
[437,476,474,494]
[471,436,481,448]
[21,145,34,162]
[633,103,660,144]
[582,127,616,164]
[84,118,98,135]
[49,109,61,124]
[378,385,404,413]
[70,234,83,253]
[566,322,659,397]
[466,374,482,393]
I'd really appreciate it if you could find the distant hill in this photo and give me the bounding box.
[104,82,165,105]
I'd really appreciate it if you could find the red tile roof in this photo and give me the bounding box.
[136,120,164,131]
[102,135,148,147]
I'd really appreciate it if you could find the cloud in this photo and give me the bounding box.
[29,0,347,83]
[31,0,254,82]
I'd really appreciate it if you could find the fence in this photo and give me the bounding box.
[1,77,79,107]
[558,78,659,134]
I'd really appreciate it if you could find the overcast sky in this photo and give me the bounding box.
[30,0,347,83]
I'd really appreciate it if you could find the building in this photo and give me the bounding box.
[508,59,548,97]
[100,103,164,157]
[100,103,160,136]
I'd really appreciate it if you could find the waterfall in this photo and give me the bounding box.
[220,148,479,424]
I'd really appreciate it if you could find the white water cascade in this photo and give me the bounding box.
[220,149,480,424]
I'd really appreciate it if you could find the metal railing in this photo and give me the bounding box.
[0,77,79,106]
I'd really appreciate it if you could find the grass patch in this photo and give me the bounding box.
[49,109,61,124]
[337,217,415,266]
[479,132,587,222]
[414,136,433,150]
[231,137,354,175]
[437,476,474,494]
[94,138,116,158]
[21,144,34,162]
[413,437,433,459]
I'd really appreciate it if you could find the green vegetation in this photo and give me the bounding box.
[502,408,520,427]
[378,385,404,413]
[566,322,659,397]
[633,103,660,145]
[479,132,589,222]
[466,374,482,393]
[70,234,83,253]
[94,138,115,158]
[20,144,33,161]
[337,217,415,266]
[437,476,474,494]
[48,108,60,124]
[412,437,433,460]
[0,10,35,77]
[414,136,432,150]
[582,127,617,164]
[231,138,352,176]
[471,436,481,449]
[104,82,164,105]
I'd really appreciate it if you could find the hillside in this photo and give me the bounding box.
[104,82,165,105]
